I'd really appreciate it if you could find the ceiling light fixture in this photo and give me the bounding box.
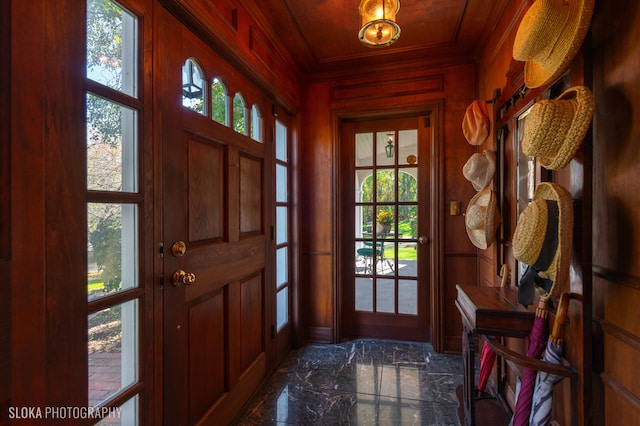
[358,0,401,48]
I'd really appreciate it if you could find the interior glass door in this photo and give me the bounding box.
[342,116,430,341]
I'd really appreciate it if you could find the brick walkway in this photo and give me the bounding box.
[88,352,122,407]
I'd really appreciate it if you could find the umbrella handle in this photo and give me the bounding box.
[500,264,510,287]
[485,338,576,378]
[551,293,570,342]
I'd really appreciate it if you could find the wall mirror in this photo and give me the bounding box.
[514,102,536,283]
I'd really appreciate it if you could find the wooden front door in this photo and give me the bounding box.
[157,11,268,425]
[341,116,432,341]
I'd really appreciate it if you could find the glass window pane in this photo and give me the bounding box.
[251,105,262,142]
[276,288,288,330]
[95,395,137,425]
[87,0,137,97]
[397,205,418,240]
[87,94,138,192]
[355,205,374,239]
[276,206,287,244]
[355,132,373,167]
[233,93,246,134]
[181,59,205,114]
[276,247,288,287]
[88,203,138,301]
[275,120,287,161]
[358,171,373,203]
[398,168,418,202]
[355,278,373,311]
[376,206,395,235]
[398,129,418,165]
[88,300,138,407]
[276,164,287,202]
[379,239,395,276]
[376,169,395,202]
[377,131,395,166]
[398,280,417,314]
[376,279,395,313]
[211,78,227,125]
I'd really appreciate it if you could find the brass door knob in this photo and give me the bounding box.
[418,236,429,244]
[172,270,196,286]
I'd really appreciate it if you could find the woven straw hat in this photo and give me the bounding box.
[465,188,501,250]
[462,100,491,146]
[463,150,496,192]
[513,183,573,304]
[513,0,595,88]
[521,86,594,170]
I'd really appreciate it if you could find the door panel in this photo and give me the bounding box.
[158,13,267,424]
[188,137,225,241]
[188,291,225,421]
[341,116,431,341]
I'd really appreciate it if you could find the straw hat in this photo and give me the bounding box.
[465,188,501,250]
[463,150,496,191]
[513,183,573,305]
[513,0,595,88]
[462,100,491,146]
[521,86,594,170]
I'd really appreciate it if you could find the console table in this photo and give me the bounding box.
[455,284,536,426]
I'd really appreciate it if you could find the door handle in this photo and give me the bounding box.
[172,269,196,286]
[418,236,429,245]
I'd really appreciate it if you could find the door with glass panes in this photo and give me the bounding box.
[341,116,431,341]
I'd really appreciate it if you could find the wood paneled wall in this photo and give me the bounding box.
[10,0,88,412]
[0,0,10,421]
[591,0,640,424]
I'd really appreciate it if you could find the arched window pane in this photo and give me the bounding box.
[233,93,246,134]
[251,105,262,142]
[181,59,205,115]
[211,78,227,125]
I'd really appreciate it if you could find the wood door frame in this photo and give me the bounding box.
[332,102,444,348]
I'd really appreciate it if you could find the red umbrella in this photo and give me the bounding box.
[511,296,550,426]
[476,339,497,398]
[529,293,571,426]
[476,264,510,399]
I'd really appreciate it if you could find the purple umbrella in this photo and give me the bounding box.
[511,296,550,426]
[529,293,571,426]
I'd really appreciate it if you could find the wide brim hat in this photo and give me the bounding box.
[513,0,595,88]
[465,188,501,250]
[462,100,491,146]
[463,150,496,192]
[513,183,573,304]
[521,86,594,170]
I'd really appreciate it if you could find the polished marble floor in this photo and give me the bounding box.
[233,339,465,426]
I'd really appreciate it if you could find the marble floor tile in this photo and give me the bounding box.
[233,339,464,426]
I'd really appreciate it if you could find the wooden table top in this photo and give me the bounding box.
[455,284,536,338]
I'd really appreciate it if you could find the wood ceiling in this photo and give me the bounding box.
[257,0,511,78]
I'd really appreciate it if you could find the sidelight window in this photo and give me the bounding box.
[275,120,290,331]
[86,0,142,422]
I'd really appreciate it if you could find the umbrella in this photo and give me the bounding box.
[529,293,571,426]
[511,296,550,426]
[476,264,511,399]
[476,339,497,398]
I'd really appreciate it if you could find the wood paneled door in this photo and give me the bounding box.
[340,116,432,341]
[157,11,269,424]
